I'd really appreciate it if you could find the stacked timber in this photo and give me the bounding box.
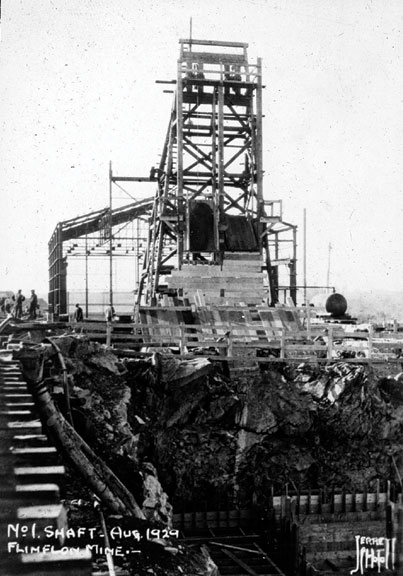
[166,252,267,306]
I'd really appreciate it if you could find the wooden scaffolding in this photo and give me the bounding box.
[140,39,297,305]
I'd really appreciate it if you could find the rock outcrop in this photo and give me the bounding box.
[41,337,403,536]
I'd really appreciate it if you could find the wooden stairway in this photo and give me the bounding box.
[0,353,92,575]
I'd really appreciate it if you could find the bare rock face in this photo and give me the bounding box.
[124,355,241,508]
[122,353,403,508]
[47,336,403,517]
[53,336,125,376]
[122,360,320,507]
[241,370,315,437]
[142,462,173,526]
[48,338,161,513]
[238,362,403,504]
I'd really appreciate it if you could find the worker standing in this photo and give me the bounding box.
[186,63,204,97]
[105,305,115,346]
[4,297,12,315]
[73,303,84,333]
[29,290,38,319]
[73,303,84,323]
[14,290,25,319]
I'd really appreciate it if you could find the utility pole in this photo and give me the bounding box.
[303,208,307,305]
[327,242,332,289]
[109,161,113,309]
[85,234,89,318]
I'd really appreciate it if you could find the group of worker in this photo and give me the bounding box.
[73,303,115,323]
[187,62,242,81]
[72,303,116,342]
[0,289,38,320]
[1,295,118,324]
[186,63,243,96]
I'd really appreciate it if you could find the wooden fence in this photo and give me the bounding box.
[171,481,401,575]
[388,496,403,570]
[271,479,399,513]
[271,482,400,576]
[70,320,403,364]
[173,481,399,527]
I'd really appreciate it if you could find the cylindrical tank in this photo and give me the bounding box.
[326,293,348,318]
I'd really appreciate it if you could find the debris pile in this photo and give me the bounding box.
[17,335,403,574]
[238,362,401,504]
[30,336,221,575]
[124,352,240,508]
[124,354,403,507]
[40,337,403,510]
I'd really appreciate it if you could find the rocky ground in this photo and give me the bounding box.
[35,335,403,574]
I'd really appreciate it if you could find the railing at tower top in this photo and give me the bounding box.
[178,38,260,85]
[179,63,260,84]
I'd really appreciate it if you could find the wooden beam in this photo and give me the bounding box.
[220,548,259,576]
[181,52,247,65]
[179,39,248,48]
[177,58,185,268]
[111,176,152,182]
[218,85,225,241]
[253,543,288,576]
[209,541,261,554]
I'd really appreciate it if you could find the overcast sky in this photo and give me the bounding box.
[1,0,402,300]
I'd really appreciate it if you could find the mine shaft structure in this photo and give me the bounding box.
[141,39,297,305]
[48,39,297,315]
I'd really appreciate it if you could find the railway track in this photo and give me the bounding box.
[0,352,92,575]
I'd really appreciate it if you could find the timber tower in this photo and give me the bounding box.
[140,39,297,306]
